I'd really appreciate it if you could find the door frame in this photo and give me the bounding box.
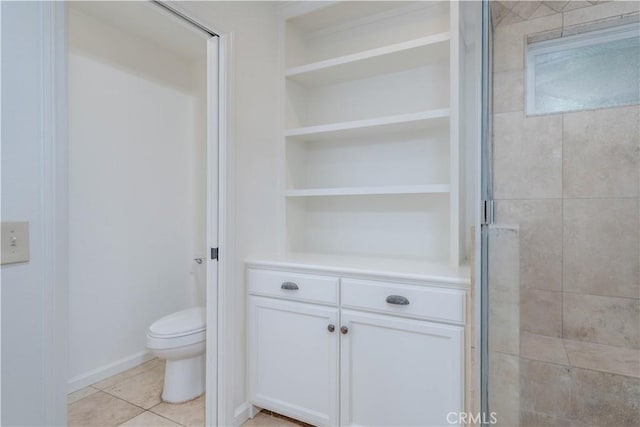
[44,2,232,425]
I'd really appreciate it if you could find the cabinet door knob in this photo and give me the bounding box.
[386,295,410,305]
[328,324,335,332]
[281,282,299,290]
[340,326,349,335]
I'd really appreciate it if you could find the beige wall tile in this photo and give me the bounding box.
[492,2,512,27]
[490,300,521,355]
[493,112,562,199]
[562,1,592,12]
[563,106,640,198]
[68,391,143,427]
[493,14,562,73]
[489,352,520,427]
[489,226,521,304]
[563,198,639,299]
[564,339,640,378]
[543,2,570,13]
[496,200,562,291]
[511,1,545,20]
[563,0,640,27]
[529,4,558,19]
[151,394,205,427]
[520,411,586,427]
[500,10,526,26]
[520,359,572,418]
[493,28,524,73]
[563,293,640,348]
[489,226,520,354]
[493,70,524,114]
[468,348,481,418]
[521,289,562,337]
[571,368,640,426]
[520,332,569,365]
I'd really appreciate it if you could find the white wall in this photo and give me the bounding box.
[176,2,281,424]
[67,8,206,388]
[2,1,280,423]
[1,2,49,425]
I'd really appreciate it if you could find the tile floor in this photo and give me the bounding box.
[67,359,305,427]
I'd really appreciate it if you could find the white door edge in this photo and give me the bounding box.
[206,34,221,427]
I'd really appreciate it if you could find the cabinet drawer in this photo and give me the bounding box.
[247,268,338,305]
[341,278,465,324]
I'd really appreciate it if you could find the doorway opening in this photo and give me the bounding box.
[65,2,219,425]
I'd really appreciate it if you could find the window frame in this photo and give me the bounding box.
[526,22,640,115]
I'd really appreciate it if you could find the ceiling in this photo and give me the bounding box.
[69,1,209,61]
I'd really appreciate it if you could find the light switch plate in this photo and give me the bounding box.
[1,222,30,265]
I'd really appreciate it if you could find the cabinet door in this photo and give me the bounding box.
[340,310,464,427]
[249,296,339,426]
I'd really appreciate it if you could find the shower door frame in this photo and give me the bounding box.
[42,2,233,426]
[480,0,494,425]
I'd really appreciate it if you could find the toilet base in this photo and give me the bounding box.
[162,354,205,403]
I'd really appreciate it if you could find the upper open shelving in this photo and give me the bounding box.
[285,185,450,198]
[284,1,450,68]
[285,109,449,142]
[286,33,450,86]
[279,1,468,268]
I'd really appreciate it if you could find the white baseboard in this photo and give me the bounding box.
[234,402,258,426]
[67,350,155,393]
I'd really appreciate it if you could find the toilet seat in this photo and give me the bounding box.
[147,330,205,350]
[149,306,205,337]
[147,306,206,350]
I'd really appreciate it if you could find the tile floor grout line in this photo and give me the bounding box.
[146,409,188,427]
[99,388,159,413]
[115,410,145,427]
[68,390,145,427]
[148,407,187,427]
[504,351,640,380]
[67,386,100,406]
[68,359,207,427]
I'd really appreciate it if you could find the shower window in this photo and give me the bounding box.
[526,23,640,115]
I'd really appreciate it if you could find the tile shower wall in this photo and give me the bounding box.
[490,1,640,426]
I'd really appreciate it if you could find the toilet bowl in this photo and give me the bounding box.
[147,306,206,403]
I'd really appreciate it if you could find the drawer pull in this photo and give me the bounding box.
[281,282,299,290]
[328,324,335,333]
[386,295,410,305]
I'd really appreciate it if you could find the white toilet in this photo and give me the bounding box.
[147,306,206,403]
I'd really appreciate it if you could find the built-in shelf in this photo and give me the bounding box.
[280,1,466,268]
[285,184,450,198]
[286,33,451,86]
[246,254,471,287]
[285,109,449,142]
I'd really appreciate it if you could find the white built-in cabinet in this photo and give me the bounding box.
[340,310,463,427]
[247,266,466,427]
[249,296,339,426]
[247,2,474,426]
